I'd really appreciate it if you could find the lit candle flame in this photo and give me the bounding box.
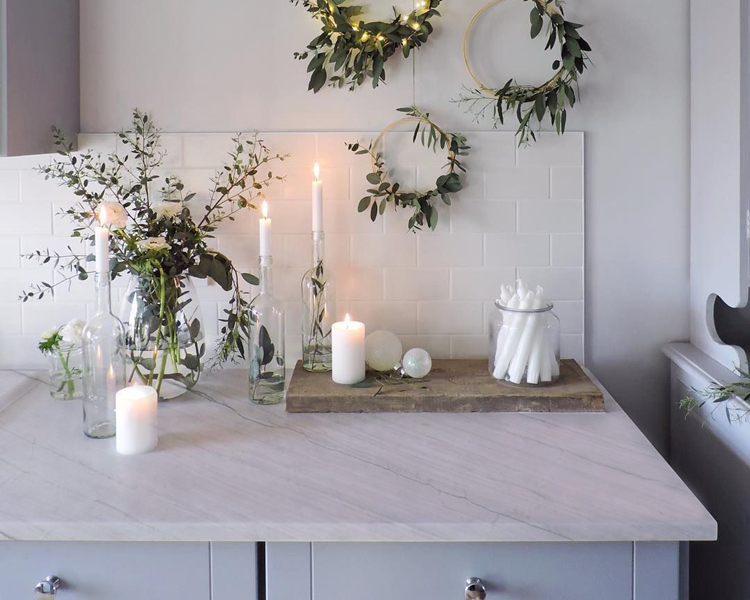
[344,313,351,329]
[262,200,269,219]
[313,162,321,181]
[97,204,108,226]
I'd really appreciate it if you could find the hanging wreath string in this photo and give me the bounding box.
[291,0,444,92]
[347,107,470,233]
[455,0,591,145]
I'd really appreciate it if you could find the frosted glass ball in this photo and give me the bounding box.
[402,348,432,379]
[365,330,403,372]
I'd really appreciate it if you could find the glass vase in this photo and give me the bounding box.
[249,255,286,405]
[46,343,83,400]
[82,273,127,438]
[489,300,561,385]
[301,231,336,372]
[119,272,205,400]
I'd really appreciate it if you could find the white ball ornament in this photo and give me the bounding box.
[365,330,403,372]
[402,348,432,379]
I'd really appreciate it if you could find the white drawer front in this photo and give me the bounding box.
[312,542,633,600]
[0,542,210,600]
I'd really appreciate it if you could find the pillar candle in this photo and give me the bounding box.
[115,385,158,455]
[259,200,272,256]
[312,163,323,232]
[332,314,366,384]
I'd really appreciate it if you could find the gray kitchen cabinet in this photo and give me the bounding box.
[266,541,680,600]
[0,0,79,156]
[0,542,211,600]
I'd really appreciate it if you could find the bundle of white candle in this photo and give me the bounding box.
[491,281,560,385]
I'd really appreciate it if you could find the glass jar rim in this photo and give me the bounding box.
[494,300,554,313]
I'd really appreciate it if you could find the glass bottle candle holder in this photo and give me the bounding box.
[301,231,336,372]
[47,342,83,400]
[249,255,286,405]
[82,273,127,438]
[489,300,560,386]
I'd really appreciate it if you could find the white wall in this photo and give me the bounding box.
[5,0,690,451]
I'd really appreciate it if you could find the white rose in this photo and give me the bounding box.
[152,201,183,220]
[98,201,128,229]
[137,237,170,252]
[59,318,85,345]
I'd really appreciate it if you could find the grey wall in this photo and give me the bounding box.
[78,0,690,452]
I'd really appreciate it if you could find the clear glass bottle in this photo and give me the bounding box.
[82,273,127,438]
[301,231,336,372]
[47,342,83,400]
[489,300,561,385]
[249,255,286,405]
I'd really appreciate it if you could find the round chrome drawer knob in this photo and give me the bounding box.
[35,575,62,598]
[465,576,487,599]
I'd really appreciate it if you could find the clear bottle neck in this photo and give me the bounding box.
[94,272,112,315]
[311,231,325,266]
[258,255,273,295]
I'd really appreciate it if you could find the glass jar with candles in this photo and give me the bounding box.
[82,209,127,438]
[301,163,336,372]
[489,300,561,386]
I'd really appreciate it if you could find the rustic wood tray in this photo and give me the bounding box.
[285,359,605,413]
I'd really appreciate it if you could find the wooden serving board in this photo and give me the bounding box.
[286,359,605,413]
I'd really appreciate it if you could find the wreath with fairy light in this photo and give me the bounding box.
[290,0,444,92]
[347,107,469,232]
[455,0,591,145]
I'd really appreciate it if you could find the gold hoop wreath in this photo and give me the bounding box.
[456,0,592,144]
[291,0,444,92]
[347,107,470,232]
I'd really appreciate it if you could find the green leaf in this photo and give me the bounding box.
[370,201,378,222]
[258,325,275,366]
[242,272,260,286]
[366,172,381,184]
[357,197,371,212]
[530,8,543,38]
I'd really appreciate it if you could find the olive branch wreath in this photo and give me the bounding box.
[291,0,444,92]
[455,0,592,145]
[347,107,470,232]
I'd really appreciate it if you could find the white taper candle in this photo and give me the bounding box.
[312,163,323,232]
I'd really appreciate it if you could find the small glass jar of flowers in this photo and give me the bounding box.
[23,110,287,398]
[39,318,85,400]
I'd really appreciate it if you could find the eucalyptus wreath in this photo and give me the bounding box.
[347,107,469,232]
[456,0,591,145]
[291,0,443,92]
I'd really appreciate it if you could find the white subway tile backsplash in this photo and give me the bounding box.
[517,132,584,166]
[485,234,550,267]
[0,171,20,203]
[517,201,583,233]
[450,335,487,360]
[551,166,584,200]
[0,237,20,268]
[418,301,484,334]
[0,131,584,366]
[561,333,584,361]
[348,301,417,334]
[351,233,417,268]
[0,204,53,235]
[551,234,584,266]
[451,267,516,301]
[77,133,118,154]
[485,167,549,200]
[385,268,450,301]
[518,267,583,300]
[399,335,451,359]
[450,201,515,234]
[418,234,483,268]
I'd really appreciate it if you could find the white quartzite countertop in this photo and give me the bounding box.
[0,369,716,542]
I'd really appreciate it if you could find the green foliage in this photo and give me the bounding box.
[291,0,443,92]
[455,0,592,145]
[681,366,750,424]
[38,329,63,354]
[347,106,469,232]
[23,110,288,369]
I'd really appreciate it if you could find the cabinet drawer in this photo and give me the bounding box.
[0,542,210,600]
[312,542,633,600]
